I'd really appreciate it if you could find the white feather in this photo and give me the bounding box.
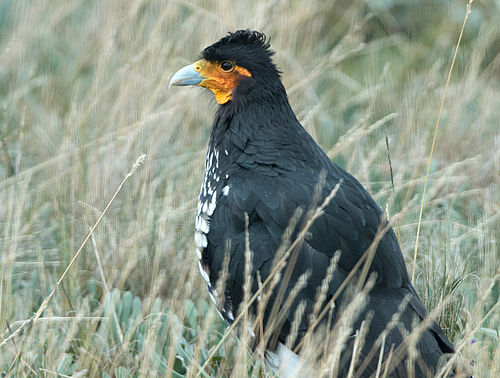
[195,231,207,248]
[266,343,313,378]
[198,260,210,283]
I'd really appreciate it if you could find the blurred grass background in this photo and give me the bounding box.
[0,0,499,376]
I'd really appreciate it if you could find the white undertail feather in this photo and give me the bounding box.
[266,343,314,377]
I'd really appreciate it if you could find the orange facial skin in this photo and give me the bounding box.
[193,59,252,104]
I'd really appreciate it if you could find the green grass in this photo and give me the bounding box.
[1,0,499,376]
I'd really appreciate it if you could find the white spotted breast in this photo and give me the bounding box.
[194,148,223,298]
[194,146,234,322]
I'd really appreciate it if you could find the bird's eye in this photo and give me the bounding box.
[220,61,234,72]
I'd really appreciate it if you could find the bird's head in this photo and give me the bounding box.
[169,30,281,105]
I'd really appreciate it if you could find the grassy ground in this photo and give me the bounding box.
[0,0,499,376]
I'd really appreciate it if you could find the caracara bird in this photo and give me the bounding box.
[170,30,456,377]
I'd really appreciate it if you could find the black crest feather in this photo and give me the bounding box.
[200,30,279,82]
[202,30,272,59]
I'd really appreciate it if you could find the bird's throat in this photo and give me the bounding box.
[212,88,232,104]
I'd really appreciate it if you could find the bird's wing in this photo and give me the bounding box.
[227,163,410,289]
[204,167,456,357]
[217,124,411,289]
[202,123,454,349]
[202,163,396,318]
[203,169,342,341]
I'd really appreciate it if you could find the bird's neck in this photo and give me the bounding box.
[205,87,319,177]
[210,84,300,149]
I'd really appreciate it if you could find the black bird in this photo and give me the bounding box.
[170,30,456,377]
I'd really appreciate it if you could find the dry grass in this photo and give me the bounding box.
[0,0,499,376]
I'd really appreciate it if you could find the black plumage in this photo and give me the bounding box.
[172,30,457,377]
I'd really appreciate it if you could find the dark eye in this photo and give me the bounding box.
[220,61,234,72]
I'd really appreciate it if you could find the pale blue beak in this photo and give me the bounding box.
[169,64,203,88]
